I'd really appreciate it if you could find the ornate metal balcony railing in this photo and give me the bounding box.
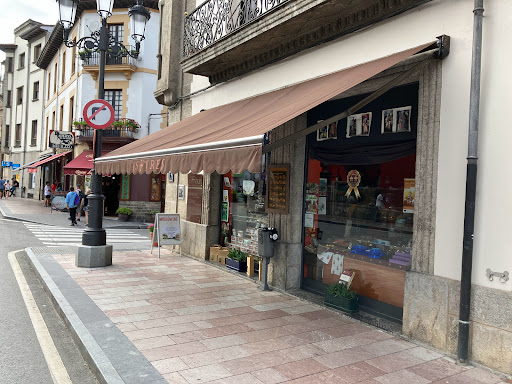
[80,50,138,67]
[183,0,287,58]
[76,127,138,140]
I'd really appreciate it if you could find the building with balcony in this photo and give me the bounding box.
[36,0,164,218]
[95,0,512,374]
[0,20,53,199]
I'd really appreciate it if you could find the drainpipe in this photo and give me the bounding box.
[457,0,484,364]
[21,39,33,195]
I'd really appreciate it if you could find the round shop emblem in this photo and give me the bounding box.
[345,169,361,199]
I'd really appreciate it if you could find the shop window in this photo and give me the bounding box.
[186,174,203,224]
[220,171,267,251]
[302,83,419,322]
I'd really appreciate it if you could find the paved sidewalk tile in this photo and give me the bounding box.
[50,250,506,383]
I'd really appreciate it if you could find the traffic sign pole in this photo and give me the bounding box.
[81,18,109,249]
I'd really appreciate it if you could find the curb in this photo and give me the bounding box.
[25,248,167,384]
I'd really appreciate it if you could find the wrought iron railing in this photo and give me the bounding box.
[77,127,137,140]
[80,51,138,66]
[183,0,287,58]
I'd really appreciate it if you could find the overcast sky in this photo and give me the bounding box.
[0,0,57,67]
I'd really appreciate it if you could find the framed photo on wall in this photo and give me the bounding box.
[381,109,395,133]
[395,106,412,132]
[169,172,174,182]
[178,185,186,200]
[346,112,372,138]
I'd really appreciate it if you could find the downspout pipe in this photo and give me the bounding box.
[457,0,484,363]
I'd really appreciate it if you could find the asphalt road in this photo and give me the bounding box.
[0,217,98,383]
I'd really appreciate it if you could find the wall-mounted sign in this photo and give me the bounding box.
[11,164,20,170]
[120,174,130,201]
[2,161,13,167]
[266,164,290,214]
[49,130,75,149]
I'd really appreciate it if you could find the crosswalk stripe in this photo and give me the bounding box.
[25,223,149,246]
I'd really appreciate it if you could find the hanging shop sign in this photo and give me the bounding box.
[266,164,290,214]
[49,130,75,149]
[2,161,13,167]
[151,213,182,259]
[345,170,361,199]
[83,99,115,129]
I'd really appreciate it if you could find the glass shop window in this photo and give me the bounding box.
[303,83,419,322]
[221,171,268,253]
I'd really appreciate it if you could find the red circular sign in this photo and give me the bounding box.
[83,99,115,129]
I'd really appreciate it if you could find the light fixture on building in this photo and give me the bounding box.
[96,0,114,19]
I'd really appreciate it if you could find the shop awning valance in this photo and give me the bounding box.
[64,150,110,176]
[27,151,72,173]
[95,43,431,176]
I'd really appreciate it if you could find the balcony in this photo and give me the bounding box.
[182,0,431,83]
[75,127,137,144]
[81,51,138,80]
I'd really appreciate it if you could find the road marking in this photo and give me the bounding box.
[8,251,72,384]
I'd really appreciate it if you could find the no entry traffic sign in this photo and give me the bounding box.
[83,99,115,129]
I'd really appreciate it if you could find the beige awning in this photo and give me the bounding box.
[95,43,431,175]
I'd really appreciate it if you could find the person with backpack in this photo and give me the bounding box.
[66,186,80,226]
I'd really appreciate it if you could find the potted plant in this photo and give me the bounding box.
[226,249,247,272]
[324,283,358,313]
[112,119,124,130]
[72,120,88,130]
[78,48,92,61]
[148,224,158,246]
[115,207,132,222]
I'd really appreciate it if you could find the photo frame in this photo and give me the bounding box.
[381,106,412,133]
[178,185,186,200]
[168,172,174,182]
[316,122,329,141]
[346,112,372,138]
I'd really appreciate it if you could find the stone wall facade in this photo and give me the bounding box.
[403,271,512,374]
[118,201,161,223]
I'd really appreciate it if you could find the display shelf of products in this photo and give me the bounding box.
[315,242,412,271]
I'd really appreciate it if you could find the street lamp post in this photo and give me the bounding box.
[57,0,150,266]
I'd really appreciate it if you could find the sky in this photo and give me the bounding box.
[0,0,57,68]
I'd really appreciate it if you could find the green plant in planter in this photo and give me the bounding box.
[326,283,357,299]
[115,207,132,215]
[324,283,358,313]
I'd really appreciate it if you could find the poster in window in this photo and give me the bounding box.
[317,124,328,141]
[403,178,415,213]
[120,174,130,200]
[395,106,412,132]
[306,194,318,213]
[221,201,229,222]
[319,178,327,197]
[266,164,290,214]
[317,120,338,141]
[150,174,161,202]
[381,109,395,133]
[318,196,327,215]
[346,112,372,138]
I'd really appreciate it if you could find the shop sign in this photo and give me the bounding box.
[49,130,75,149]
[151,213,181,259]
[266,164,290,214]
[2,161,13,167]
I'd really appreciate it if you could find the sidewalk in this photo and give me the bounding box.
[24,246,508,384]
[0,196,148,229]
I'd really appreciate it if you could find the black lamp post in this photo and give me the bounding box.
[57,0,150,250]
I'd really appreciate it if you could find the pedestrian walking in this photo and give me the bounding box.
[4,180,10,199]
[10,178,19,197]
[66,187,79,226]
[75,185,83,221]
[0,178,4,199]
[44,182,52,207]
[83,189,91,225]
[51,180,57,194]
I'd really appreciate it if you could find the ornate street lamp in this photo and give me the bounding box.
[56,0,150,265]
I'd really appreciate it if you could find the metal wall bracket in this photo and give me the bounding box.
[486,268,509,283]
[435,35,450,60]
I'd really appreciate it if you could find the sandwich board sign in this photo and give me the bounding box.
[151,213,182,259]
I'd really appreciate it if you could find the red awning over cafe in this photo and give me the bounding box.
[63,151,110,176]
[27,151,72,173]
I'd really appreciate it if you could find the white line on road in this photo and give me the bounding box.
[8,251,72,384]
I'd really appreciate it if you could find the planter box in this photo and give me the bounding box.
[226,258,247,272]
[118,213,130,222]
[324,292,359,314]
[210,246,229,263]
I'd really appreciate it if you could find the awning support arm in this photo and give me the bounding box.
[263,38,449,154]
